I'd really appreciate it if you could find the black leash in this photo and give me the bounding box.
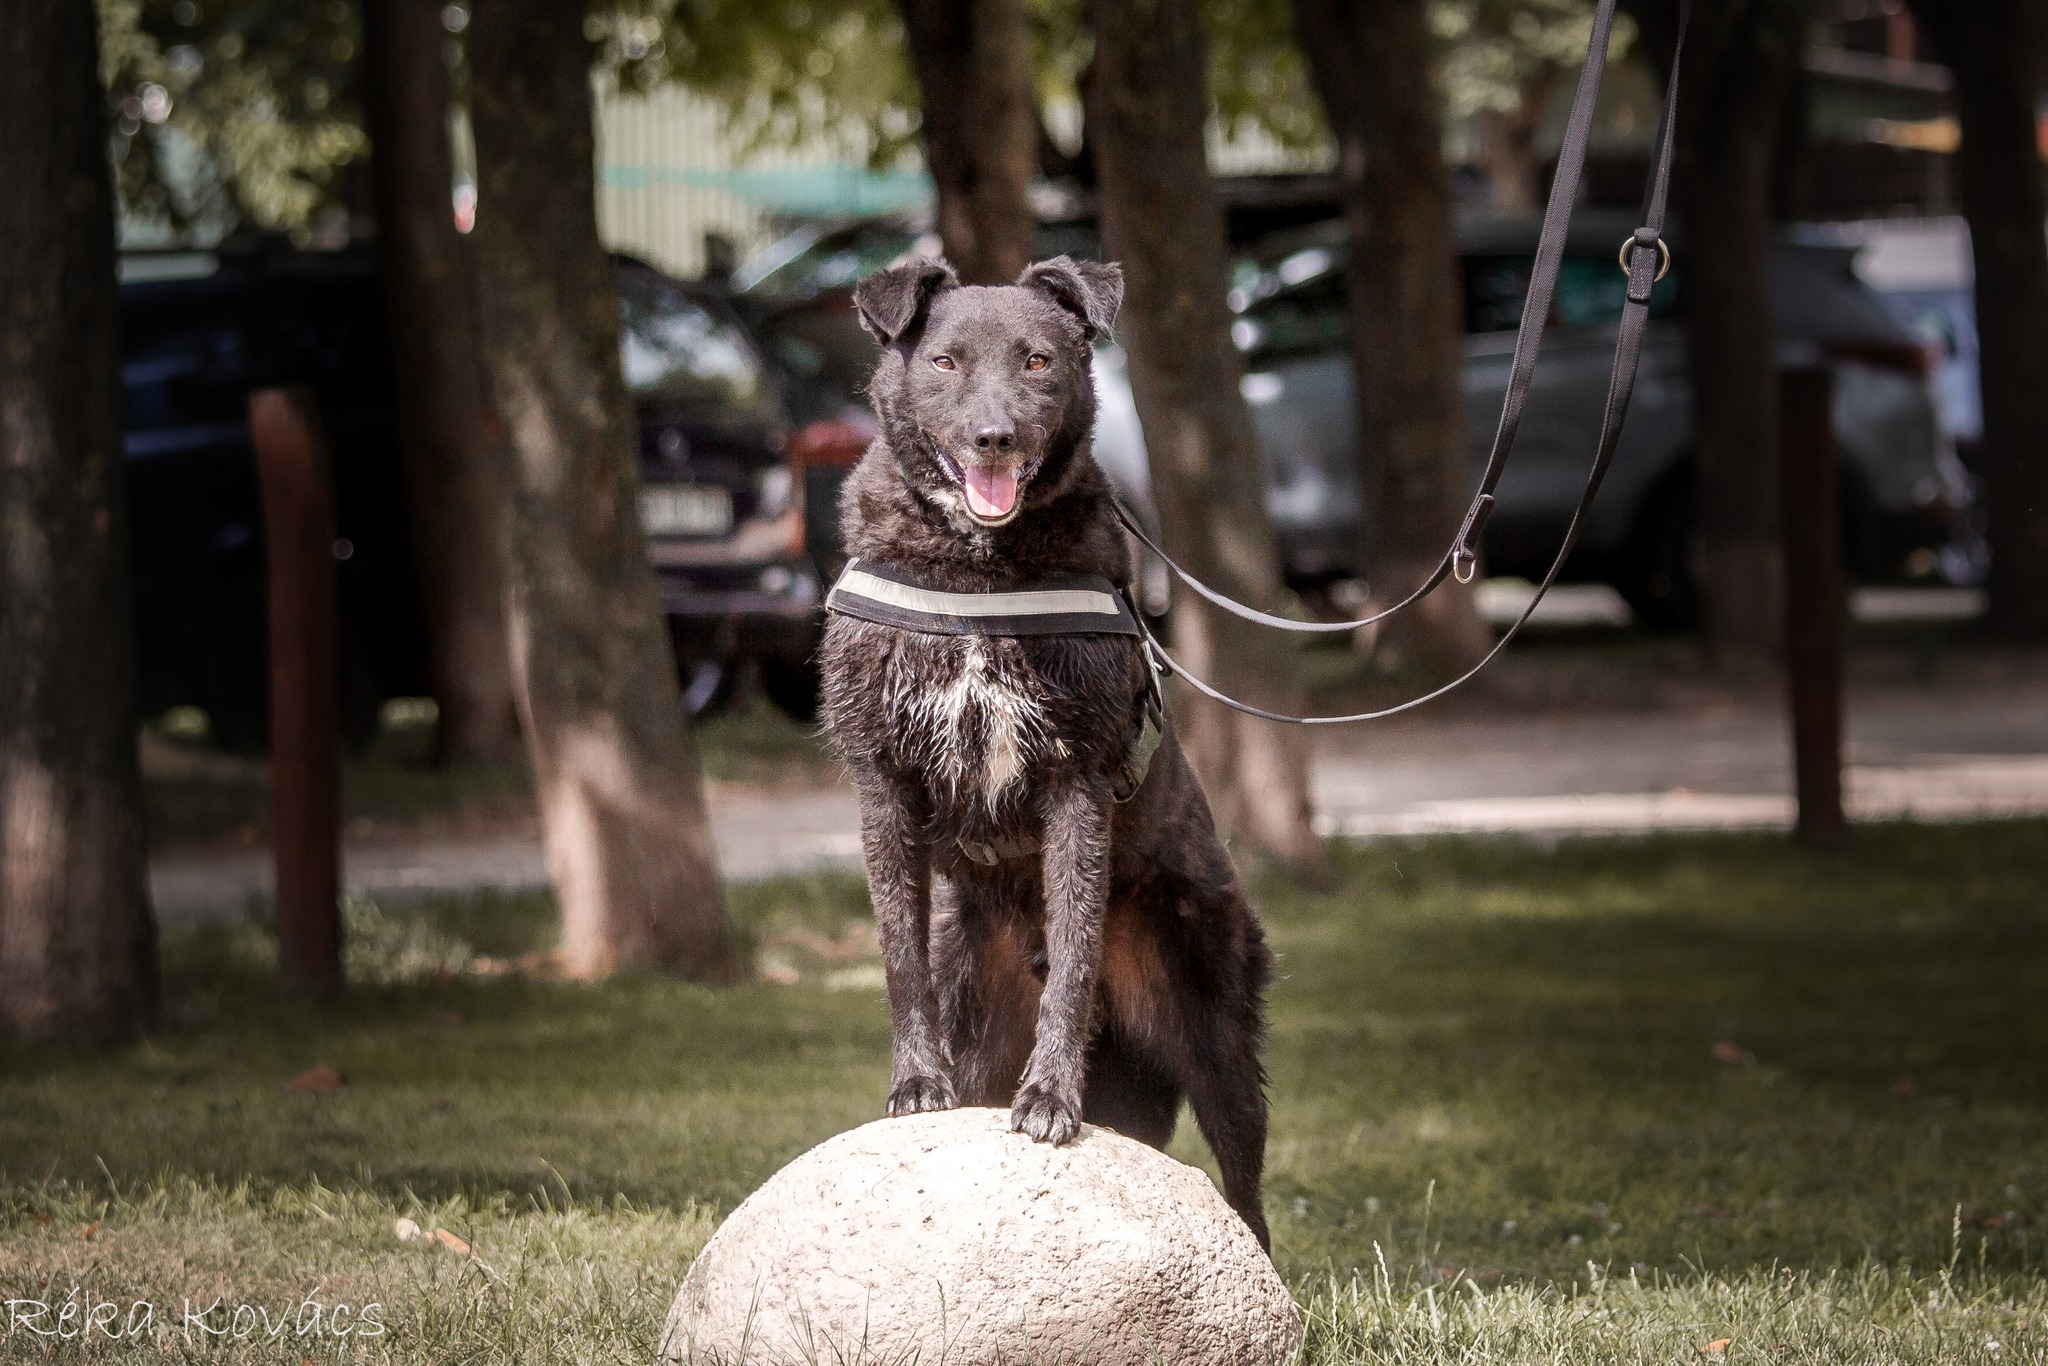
[1122,0,1689,722]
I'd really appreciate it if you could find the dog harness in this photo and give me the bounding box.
[827,560,1143,638]
[826,559,1166,864]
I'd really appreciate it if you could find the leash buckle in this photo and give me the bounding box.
[1617,232,1670,283]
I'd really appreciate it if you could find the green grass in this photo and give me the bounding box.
[141,695,835,848]
[5,823,2048,1361]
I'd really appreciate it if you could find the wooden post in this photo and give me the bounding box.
[248,387,343,994]
[1778,365,1846,844]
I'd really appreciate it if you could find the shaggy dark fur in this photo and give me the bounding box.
[817,255,1274,1248]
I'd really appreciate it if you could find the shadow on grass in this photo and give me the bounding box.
[1251,823,2048,1282]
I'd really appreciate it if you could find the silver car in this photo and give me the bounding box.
[1096,211,1983,628]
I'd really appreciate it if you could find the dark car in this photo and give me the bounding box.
[121,244,425,752]
[613,256,851,717]
[119,242,837,749]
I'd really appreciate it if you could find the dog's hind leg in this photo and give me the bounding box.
[1090,904,1184,1148]
[1180,1010,1272,1247]
[1172,895,1275,1250]
[1081,1030,1181,1148]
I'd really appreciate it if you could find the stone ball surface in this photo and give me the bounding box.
[659,1107,1299,1364]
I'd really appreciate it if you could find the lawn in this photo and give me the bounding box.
[140,695,836,849]
[4,823,2047,1362]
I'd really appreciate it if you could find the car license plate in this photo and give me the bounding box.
[639,484,732,538]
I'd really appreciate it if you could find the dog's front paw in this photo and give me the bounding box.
[1009,1081,1082,1144]
[886,1074,956,1117]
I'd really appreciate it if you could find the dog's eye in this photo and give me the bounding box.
[1025,354,1048,372]
[931,355,956,372]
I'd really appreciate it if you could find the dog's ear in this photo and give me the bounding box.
[855,258,959,346]
[1016,256,1123,341]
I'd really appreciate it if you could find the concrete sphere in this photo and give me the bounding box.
[659,1108,1299,1364]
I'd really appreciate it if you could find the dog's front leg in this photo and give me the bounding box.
[853,767,954,1116]
[1012,778,1111,1144]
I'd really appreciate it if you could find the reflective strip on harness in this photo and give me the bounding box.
[826,559,1141,638]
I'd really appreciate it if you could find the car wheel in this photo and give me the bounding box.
[760,655,821,724]
[680,659,736,717]
[1618,477,1703,633]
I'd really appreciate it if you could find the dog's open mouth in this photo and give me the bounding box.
[935,450,1040,526]
[964,464,1021,521]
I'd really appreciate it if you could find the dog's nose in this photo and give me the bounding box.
[973,425,1015,454]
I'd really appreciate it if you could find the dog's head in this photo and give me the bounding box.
[856,255,1123,530]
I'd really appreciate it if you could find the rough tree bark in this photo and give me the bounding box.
[362,0,521,761]
[1633,0,1806,659]
[899,0,1039,283]
[468,0,734,979]
[0,0,158,1036]
[1476,65,1563,215]
[1090,0,1325,874]
[1907,0,2048,638]
[1295,0,1492,678]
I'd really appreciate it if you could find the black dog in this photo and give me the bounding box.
[818,256,1274,1248]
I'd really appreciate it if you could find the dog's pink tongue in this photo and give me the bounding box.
[963,465,1019,519]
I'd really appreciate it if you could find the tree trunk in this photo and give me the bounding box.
[1295,0,1492,679]
[363,0,522,762]
[468,0,734,979]
[1476,64,1562,216]
[1634,0,1805,660]
[0,0,158,1037]
[899,0,1039,284]
[1908,0,2048,638]
[1090,0,1324,875]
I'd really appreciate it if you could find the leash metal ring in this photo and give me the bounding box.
[1617,235,1671,282]
[1452,550,1478,584]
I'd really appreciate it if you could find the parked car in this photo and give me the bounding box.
[119,241,838,749]
[613,255,844,718]
[1095,211,1986,627]
[1818,216,1991,587]
[733,284,883,585]
[121,244,424,752]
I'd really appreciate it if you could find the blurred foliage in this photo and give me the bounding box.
[89,0,1628,240]
[1432,0,1636,123]
[1202,0,1330,154]
[1029,0,1329,158]
[596,0,922,169]
[599,0,1332,172]
[1027,0,1632,169]
[98,0,368,237]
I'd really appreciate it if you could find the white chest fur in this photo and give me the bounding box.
[890,636,1049,807]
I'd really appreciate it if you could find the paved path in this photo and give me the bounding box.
[149,674,2048,918]
[1310,699,2048,836]
[148,788,866,918]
